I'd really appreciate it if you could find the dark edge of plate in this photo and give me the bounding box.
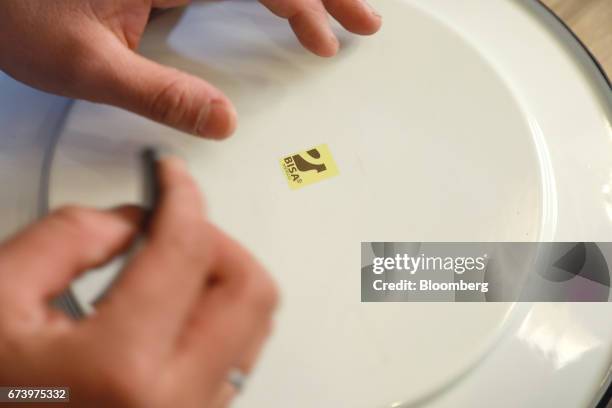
[528,2,610,407]
[38,99,85,319]
[533,0,611,91]
[596,382,612,408]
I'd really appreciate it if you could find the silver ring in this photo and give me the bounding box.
[228,368,247,393]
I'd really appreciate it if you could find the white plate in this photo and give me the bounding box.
[0,0,609,406]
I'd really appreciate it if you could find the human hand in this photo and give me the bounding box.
[0,0,381,139]
[0,157,278,408]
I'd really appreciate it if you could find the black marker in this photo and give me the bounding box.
[140,147,161,232]
[87,148,162,308]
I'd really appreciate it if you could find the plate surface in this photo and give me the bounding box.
[40,0,612,407]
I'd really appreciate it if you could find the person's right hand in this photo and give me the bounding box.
[0,0,382,139]
[0,157,279,408]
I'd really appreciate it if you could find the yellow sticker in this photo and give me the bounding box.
[280,144,339,190]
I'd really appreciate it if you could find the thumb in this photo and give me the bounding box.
[89,41,237,139]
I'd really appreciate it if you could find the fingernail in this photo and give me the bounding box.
[326,34,340,57]
[197,100,237,139]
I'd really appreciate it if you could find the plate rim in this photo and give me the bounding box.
[43,0,611,406]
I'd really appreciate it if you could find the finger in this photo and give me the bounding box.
[236,319,274,375]
[175,226,278,390]
[185,312,272,408]
[322,0,382,35]
[259,0,339,57]
[97,157,213,343]
[214,318,273,402]
[0,206,141,303]
[209,383,235,408]
[290,5,340,57]
[259,0,381,56]
[89,38,236,139]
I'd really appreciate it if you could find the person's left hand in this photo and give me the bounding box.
[0,0,381,139]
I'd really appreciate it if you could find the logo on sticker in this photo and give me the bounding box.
[280,144,339,190]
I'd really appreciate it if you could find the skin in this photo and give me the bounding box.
[0,158,279,407]
[0,0,382,139]
[0,1,381,406]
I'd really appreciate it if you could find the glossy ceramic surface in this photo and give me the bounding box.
[0,0,610,407]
